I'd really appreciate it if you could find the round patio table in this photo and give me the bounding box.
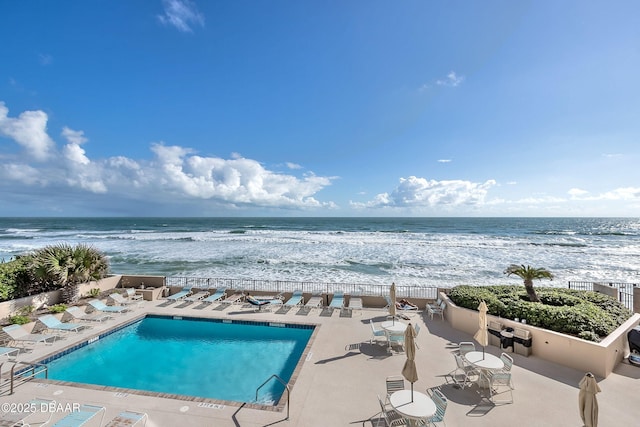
[380,321,407,334]
[464,351,504,388]
[389,390,436,427]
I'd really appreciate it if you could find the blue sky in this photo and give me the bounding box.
[1,0,639,217]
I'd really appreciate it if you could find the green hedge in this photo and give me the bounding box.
[448,285,632,341]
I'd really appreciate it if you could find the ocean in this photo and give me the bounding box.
[1,217,639,288]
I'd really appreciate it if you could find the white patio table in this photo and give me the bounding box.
[389,390,436,427]
[464,351,505,388]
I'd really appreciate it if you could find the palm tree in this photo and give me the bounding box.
[32,243,109,304]
[504,264,553,303]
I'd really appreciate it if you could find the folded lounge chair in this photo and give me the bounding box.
[166,287,192,302]
[88,299,129,314]
[108,293,140,307]
[0,398,56,426]
[36,314,89,333]
[2,324,58,347]
[219,292,244,305]
[63,306,112,323]
[51,403,105,427]
[104,410,148,427]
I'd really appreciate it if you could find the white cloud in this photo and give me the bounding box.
[0,102,336,210]
[436,71,465,87]
[354,176,496,209]
[286,162,302,170]
[62,127,90,165]
[437,159,452,163]
[150,143,335,207]
[568,188,589,198]
[0,102,55,161]
[157,0,205,33]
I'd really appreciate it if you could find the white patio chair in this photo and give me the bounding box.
[370,320,387,345]
[457,341,475,356]
[385,375,405,400]
[376,394,406,427]
[485,370,514,403]
[449,353,480,389]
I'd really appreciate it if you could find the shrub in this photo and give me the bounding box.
[8,315,31,325]
[448,285,632,339]
[88,288,100,297]
[49,304,68,314]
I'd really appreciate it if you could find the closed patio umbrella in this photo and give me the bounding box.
[473,300,489,358]
[401,323,418,401]
[389,282,397,324]
[579,372,600,427]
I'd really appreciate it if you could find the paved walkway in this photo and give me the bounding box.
[2,298,639,426]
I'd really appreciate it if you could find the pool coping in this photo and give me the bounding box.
[29,311,320,413]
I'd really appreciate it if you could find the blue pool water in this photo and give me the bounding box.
[40,316,314,404]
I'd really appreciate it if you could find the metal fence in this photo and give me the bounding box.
[166,277,440,300]
[568,281,637,311]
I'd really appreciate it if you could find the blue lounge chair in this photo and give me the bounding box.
[166,287,192,301]
[202,287,227,304]
[104,410,148,427]
[2,324,58,346]
[0,346,20,359]
[88,299,129,313]
[36,314,89,333]
[51,404,105,427]
[284,290,304,307]
[329,291,345,309]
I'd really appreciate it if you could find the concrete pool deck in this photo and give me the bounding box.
[2,298,639,426]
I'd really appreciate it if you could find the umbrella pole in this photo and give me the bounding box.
[411,383,414,402]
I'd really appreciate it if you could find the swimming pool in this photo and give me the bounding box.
[37,315,315,406]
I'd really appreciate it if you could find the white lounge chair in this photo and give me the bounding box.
[184,289,210,302]
[347,293,363,312]
[35,314,89,333]
[166,287,192,302]
[123,288,143,301]
[303,292,323,313]
[2,324,58,346]
[104,410,148,427]
[201,287,227,304]
[63,306,112,323]
[88,299,129,313]
[0,398,56,426]
[51,403,105,427]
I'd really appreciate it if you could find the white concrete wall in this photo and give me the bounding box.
[443,292,640,378]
